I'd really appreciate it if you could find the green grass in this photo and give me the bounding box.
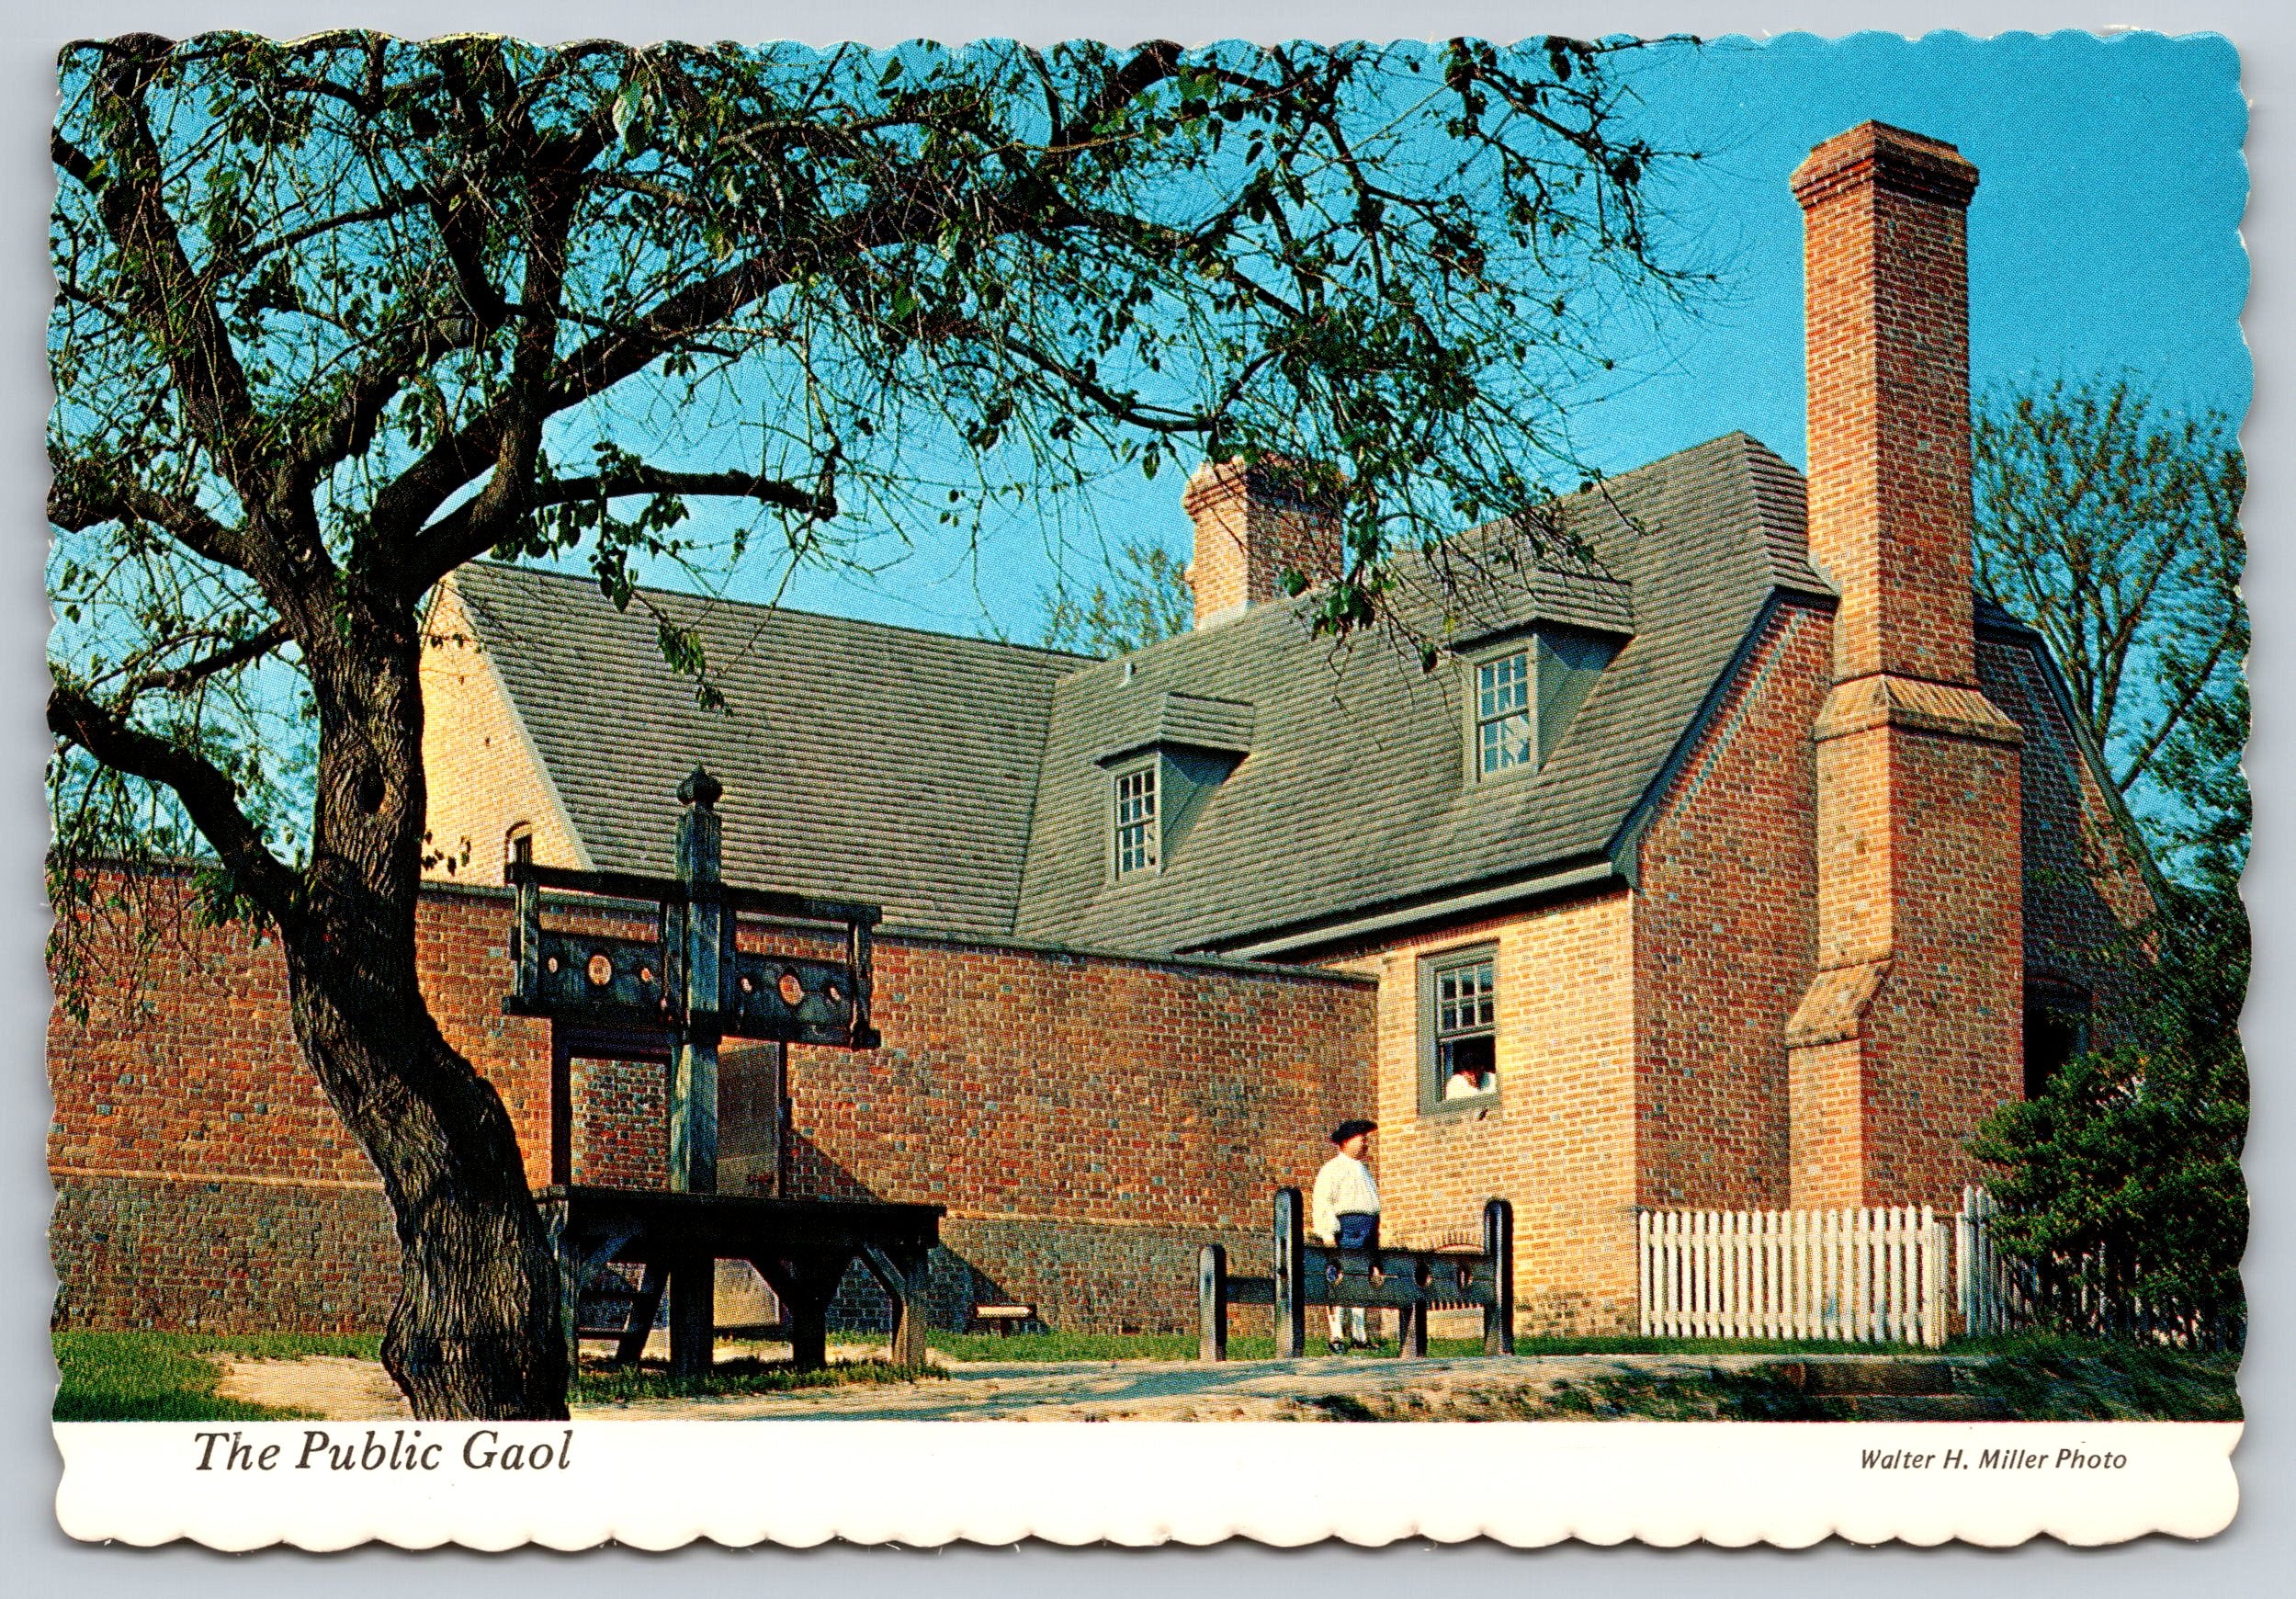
[1950,1333,2242,1421]
[573,1355,941,1405]
[51,1332,382,1422]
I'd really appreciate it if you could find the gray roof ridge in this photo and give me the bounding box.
[453,559,1102,671]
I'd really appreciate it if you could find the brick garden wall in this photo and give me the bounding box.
[48,875,552,1332]
[786,932,1374,1333]
[49,874,1374,1337]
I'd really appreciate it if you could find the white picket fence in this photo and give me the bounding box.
[1640,1187,2235,1349]
[1954,1185,2030,1335]
[1637,1203,1952,1346]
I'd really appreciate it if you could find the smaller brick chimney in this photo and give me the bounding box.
[1182,459,1341,629]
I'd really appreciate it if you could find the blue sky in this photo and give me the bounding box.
[556,30,2252,642]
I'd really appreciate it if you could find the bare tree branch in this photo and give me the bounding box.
[47,682,300,924]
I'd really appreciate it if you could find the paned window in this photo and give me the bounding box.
[1428,950,1499,1104]
[1476,652,1534,775]
[1113,765,1159,878]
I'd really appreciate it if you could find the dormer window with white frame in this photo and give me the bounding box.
[1476,652,1534,776]
[1113,763,1159,878]
[1463,625,1623,783]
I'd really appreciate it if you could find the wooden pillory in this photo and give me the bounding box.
[1196,1189,1515,1361]
[507,768,943,1375]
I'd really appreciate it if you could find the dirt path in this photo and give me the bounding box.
[215,1355,413,1421]
[213,1347,1940,1423]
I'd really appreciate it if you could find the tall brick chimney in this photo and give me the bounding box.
[1783,123,2027,1209]
[1182,459,1341,629]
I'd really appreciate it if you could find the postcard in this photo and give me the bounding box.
[42,19,2246,1549]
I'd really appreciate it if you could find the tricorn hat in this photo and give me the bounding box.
[1329,1118,1377,1144]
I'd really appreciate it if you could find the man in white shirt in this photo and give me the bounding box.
[1311,1118,1381,1353]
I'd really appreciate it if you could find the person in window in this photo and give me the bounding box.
[1311,1118,1381,1354]
[1443,1060,1493,1100]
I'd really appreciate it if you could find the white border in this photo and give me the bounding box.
[55,1421,2242,1550]
[11,0,2284,1577]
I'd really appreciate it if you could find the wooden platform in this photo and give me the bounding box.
[537,1184,944,1374]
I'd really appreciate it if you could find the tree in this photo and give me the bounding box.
[1968,379,2248,1342]
[1966,861,2247,1345]
[1971,377,2245,853]
[1040,540,1193,656]
[48,31,1695,1417]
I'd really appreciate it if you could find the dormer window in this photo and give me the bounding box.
[1463,626,1623,781]
[1476,652,1535,775]
[1097,691,1251,883]
[1113,764,1159,877]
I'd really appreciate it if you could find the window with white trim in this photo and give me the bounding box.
[1113,764,1159,878]
[1476,651,1534,776]
[1424,947,1499,1107]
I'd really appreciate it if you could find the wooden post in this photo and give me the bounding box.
[756,1253,838,1373]
[668,1250,715,1377]
[615,1263,667,1367]
[1198,1244,1228,1363]
[864,1245,931,1368]
[542,1194,581,1377]
[670,769,724,1196]
[1273,1186,1306,1359]
[847,914,877,1048]
[1484,1197,1515,1356]
[1399,1299,1428,1360]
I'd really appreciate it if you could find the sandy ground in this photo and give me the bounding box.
[211,1345,1911,1423]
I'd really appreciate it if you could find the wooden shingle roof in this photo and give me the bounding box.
[446,562,1090,938]
[447,431,1830,952]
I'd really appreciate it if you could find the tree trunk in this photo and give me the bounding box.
[282,942,568,1418]
[276,584,568,1420]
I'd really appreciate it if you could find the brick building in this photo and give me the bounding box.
[51,123,2154,1337]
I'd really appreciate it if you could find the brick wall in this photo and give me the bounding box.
[417,580,589,884]
[50,874,1374,1336]
[1633,601,1832,1212]
[783,932,1374,1329]
[1328,890,1640,1335]
[1979,631,2159,1004]
[51,1175,401,1334]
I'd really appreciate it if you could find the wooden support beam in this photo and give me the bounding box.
[669,1036,718,1194]
[615,1263,668,1367]
[1484,1197,1516,1356]
[862,1244,931,1368]
[1399,1301,1429,1359]
[672,770,723,1195]
[668,1251,716,1376]
[753,1252,845,1373]
[1272,1186,1306,1359]
[1197,1243,1228,1363]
